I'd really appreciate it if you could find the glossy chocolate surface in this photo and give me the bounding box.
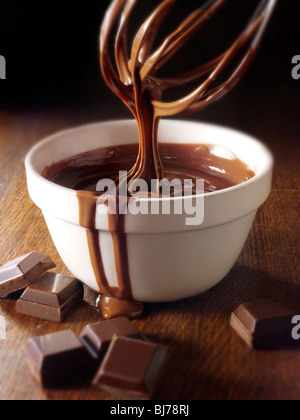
[92,336,169,399]
[97,295,145,320]
[234,300,294,335]
[231,300,295,349]
[44,143,254,194]
[23,330,97,388]
[80,317,144,360]
[16,273,83,322]
[2,252,55,283]
[19,273,83,307]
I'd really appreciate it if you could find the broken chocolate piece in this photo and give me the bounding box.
[2,252,55,283]
[23,330,97,388]
[0,267,27,298]
[80,317,145,361]
[16,272,83,322]
[92,336,169,400]
[231,300,295,349]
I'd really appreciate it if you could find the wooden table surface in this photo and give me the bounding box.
[0,72,299,400]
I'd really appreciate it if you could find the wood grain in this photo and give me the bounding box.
[0,82,299,400]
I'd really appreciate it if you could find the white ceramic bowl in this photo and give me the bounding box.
[25,120,273,302]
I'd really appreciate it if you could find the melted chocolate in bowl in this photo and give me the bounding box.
[42,0,274,318]
[43,142,255,317]
[44,143,254,194]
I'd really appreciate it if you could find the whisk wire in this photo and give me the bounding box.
[100,0,277,117]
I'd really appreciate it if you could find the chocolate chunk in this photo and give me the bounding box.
[231,300,295,349]
[80,317,145,361]
[0,267,27,297]
[97,295,144,320]
[23,330,97,388]
[16,272,83,322]
[0,252,55,298]
[92,336,169,400]
[2,252,55,283]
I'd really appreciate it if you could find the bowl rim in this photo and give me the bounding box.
[25,119,274,202]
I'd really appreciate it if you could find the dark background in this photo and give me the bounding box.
[0,0,299,122]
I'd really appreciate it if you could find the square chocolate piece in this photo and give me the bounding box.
[80,317,145,361]
[23,330,97,388]
[16,272,83,322]
[231,300,295,349]
[93,336,169,400]
[2,252,55,283]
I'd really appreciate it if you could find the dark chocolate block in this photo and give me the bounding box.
[2,252,55,283]
[80,317,145,360]
[23,330,97,388]
[0,252,55,298]
[231,300,295,349]
[92,336,169,400]
[0,267,27,297]
[16,272,83,322]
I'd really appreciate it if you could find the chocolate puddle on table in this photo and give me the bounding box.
[42,0,272,318]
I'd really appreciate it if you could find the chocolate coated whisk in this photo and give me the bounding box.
[100,0,277,118]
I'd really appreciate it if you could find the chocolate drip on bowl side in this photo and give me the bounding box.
[76,190,134,304]
[46,141,256,319]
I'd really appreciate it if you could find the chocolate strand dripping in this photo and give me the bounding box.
[101,0,276,178]
[77,191,112,296]
[76,0,276,319]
